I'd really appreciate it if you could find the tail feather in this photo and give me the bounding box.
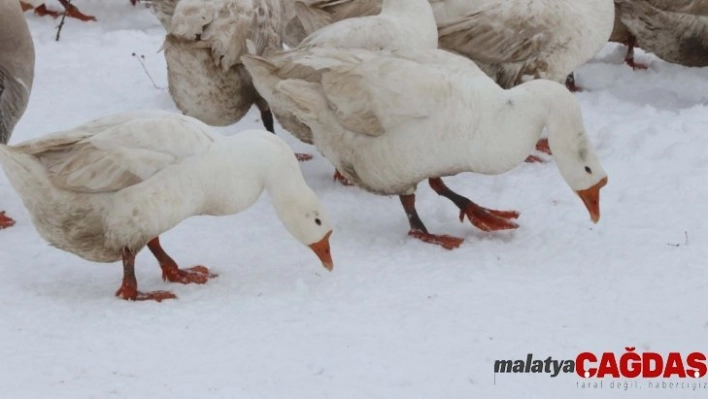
[0,144,55,207]
[242,55,280,104]
[294,0,333,35]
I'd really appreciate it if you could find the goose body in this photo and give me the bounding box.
[281,0,308,48]
[244,48,608,247]
[615,0,708,67]
[261,0,437,146]
[284,0,614,89]
[434,0,615,88]
[1,0,35,229]
[297,0,437,50]
[162,0,282,129]
[149,0,178,30]
[0,110,333,300]
[1,0,35,144]
[292,0,384,41]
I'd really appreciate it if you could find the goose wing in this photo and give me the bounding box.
[437,2,559,64]
[13,111,215,193]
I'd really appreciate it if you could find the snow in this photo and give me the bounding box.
[1,1,707,397]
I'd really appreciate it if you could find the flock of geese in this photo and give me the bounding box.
[0,0,706,301]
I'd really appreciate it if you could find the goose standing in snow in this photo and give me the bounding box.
[0,111,334,301]
[614,0,708,68]
[244,48,608,249]
[1,0,35,229]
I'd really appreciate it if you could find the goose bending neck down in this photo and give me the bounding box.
[246,48,608,249]
[0,111,334,301]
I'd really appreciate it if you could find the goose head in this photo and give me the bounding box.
[535,82,609,223]
[274,188,334,271]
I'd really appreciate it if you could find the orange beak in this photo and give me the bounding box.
[309,230,333,271]
[576,177,608,224]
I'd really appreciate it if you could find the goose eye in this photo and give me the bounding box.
[585,166,592,174]
[315,218,322,226]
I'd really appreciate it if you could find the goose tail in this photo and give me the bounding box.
[242,54,280,104]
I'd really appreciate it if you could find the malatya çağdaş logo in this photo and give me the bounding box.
[494,348,707,379]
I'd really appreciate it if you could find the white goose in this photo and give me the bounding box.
[284,0,615,91]
[614,0,708,68]
[0,111,334,301]
[243,48,608,249]
[261,0,438,182]
[433,0,615,91]
[162,0,282,133]
[1,0,35,229]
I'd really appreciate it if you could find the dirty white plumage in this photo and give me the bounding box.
[243,48,608,242]
[284,0,615,89]
[0,110,334,298]
[432,0,615,88]
[614,0,708,67]
[160,0,282,129]
[261,0,438,145]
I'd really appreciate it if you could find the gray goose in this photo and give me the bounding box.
[0,0,35,229]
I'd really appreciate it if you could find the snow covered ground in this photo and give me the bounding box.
[1,2,707,397]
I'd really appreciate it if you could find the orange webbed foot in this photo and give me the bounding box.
[626,59,648,71]
[0,211,15,229]
[524,155,547,163]
[333,170,354,186]
[33,4,62,18]
[58,0,97,21]
[115,285,177,302]
[459,203,520,232]
[162,265,217,284]
[524,138,552,163]
[408,230,463,250]
[535,138,551,155]
[295,153,313,162]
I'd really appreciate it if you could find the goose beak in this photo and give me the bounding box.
[309,230,333,271]
[576,177,608,223]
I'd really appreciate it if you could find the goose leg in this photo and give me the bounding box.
[0,211,15,229]
[147,237,217,284]
[255,98,275,134]
[565,73,582,92]
[623,36,648,70]
[399,194,463,250]
[115,247,177,302]
[255,98,312,162]
[428,178,519,232]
